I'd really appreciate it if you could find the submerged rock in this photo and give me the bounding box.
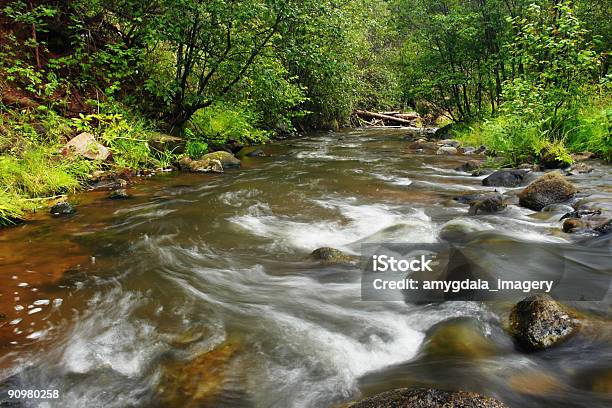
[423,319,496,360]
[348,388,508,408]
[62,132,111,161]
[509,294,577,351]
[50,202,76,216]
[482,169,533,187]
[469,194,506,215]
[237,146,265,158]
[408,139,438,151]
[594,220,612,235]
[157,341,241,408]
[518,172,577,211]
[108,189,130,199]
[309,247,354,264]
[455,160,481,172]
[508,369,566,396]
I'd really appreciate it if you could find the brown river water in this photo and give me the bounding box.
[0,128,611,407]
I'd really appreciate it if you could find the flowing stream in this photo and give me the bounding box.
[0,128,611,407]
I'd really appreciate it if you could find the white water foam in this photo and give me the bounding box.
[230,199,435,253]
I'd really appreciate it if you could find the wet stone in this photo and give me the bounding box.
[50,202,76,216]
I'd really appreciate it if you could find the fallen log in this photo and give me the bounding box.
[395,112,420,120]
[355,110,416,126]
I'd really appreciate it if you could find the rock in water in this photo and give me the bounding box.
[439,139,461,148]
[482,169,532,187]
[200,151,241,168]
[436,146,458,155]
[50,202,76,216]
[594,220,612,235]
[62,132,111,161]
[348,388,508,408]
[423,319,496,359]
[518,172,577,211]
[509,294,577,351]
[237,146,265,158]
[469,194,506,215]
[455,160,481,172]
[108,189,130,199]
[309,247,354,264]
[563,218,587,233]
[567,162,593,174]
[179,157,224,173]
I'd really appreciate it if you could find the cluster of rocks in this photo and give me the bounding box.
[405,136,486,157]
[51,131,263,218]
[451,165,611,237]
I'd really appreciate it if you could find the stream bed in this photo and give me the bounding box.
[0,128,611,407]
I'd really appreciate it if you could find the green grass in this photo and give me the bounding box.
[453,92,611,166]
[0,190,28,225]
[0,104,179,226]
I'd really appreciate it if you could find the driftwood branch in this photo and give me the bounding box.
[355,110,418,126]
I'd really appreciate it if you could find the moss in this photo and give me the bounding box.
[518,172,577,211]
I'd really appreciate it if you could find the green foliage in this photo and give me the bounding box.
[0,148,82,197]
[71,112,156,169]
[186,102,271,146]
[0,190,27,225]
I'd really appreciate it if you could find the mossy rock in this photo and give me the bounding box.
[200,151,241,168]
[309,247,355,264]
[179,157,224,173]
[348,388,508,408]
[508,294,578,351]
[468,194,506,215]
[518,172,577,211]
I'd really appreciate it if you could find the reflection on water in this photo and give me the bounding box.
[0,128,611,407]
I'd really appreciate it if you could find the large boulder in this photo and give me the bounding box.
[62,132,111,161]
[482,169,533,187]
[179,157,224,173]
[200,151,241,168]
[348,388,508,408]
[518,172,577,211]
[509,294,577,351]
[310,247,354,264]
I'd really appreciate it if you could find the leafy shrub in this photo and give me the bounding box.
[186,102,271,146]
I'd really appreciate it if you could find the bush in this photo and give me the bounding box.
[186,102,271,146]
